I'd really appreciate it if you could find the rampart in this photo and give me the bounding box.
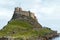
[14,7,36,19]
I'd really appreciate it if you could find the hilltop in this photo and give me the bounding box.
[0,7,58,40]
[11,7,42,28]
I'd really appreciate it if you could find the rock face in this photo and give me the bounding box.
[12,7,42,28]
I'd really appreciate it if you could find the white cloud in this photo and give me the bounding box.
[0,0,15,6]
[29,0,60,20]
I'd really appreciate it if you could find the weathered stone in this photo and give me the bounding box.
[12,7,36,20]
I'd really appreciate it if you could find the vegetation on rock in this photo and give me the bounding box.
[0,19,52,39]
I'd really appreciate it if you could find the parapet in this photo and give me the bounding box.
[15,7,22,12]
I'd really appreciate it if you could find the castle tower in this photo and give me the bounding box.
[14,7,22,14]
[28,11,31,17]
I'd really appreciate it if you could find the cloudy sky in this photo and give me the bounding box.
[0,0,60,32]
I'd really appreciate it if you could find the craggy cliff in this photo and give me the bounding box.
[0,7,58,40]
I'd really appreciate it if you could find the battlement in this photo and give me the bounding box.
[14,7,36,19]
[15,7,22,12]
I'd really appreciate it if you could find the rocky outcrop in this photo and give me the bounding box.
[0,7,58,40]
[8,7,58,40]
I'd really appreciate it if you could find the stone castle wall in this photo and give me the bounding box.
[14,7,36,19]
[20,11,30,16]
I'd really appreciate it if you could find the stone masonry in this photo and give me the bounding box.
[13,7,36,20]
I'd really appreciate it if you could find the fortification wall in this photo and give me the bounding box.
[20,11,29,16]
[14,7,36,20]
[30,13,35,19]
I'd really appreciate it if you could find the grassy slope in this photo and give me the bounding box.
[0,19,52,39]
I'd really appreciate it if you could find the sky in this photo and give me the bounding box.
[0,0,60,33]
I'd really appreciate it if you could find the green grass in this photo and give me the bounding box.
[0,19,53,39]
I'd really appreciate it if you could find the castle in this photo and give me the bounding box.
[12,7,42,28]
[12,7,36,20]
